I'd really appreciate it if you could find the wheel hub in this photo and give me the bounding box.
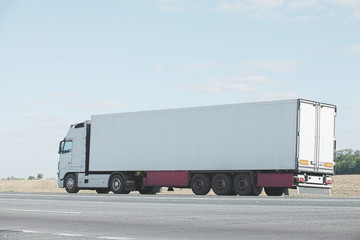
[66,178,74,189]
[238,179,247,190]
[195,180,204,189]
[113,178,121,190]
[216,179,224,190]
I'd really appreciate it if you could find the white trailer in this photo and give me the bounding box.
[57,99,336,196]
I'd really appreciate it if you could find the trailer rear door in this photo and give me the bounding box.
[318,104,336,173]
[298,100,336,174]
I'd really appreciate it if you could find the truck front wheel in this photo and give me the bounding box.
[64,174,79,193]
[110,174,130,194]
[191,174,211,195]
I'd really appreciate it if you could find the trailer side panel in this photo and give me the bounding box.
[89,100,299,172]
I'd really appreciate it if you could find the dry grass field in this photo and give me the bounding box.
[0,175,359,197]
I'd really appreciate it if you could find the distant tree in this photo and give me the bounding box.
[37,173,44,180]
[335,149,360,174]
[28,176,36,180]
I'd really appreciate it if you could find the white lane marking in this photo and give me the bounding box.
[55,233,84,237]
[17,230,134,240]
[0,208,81,214]
[21,230,39,233]
[97,237,134,240]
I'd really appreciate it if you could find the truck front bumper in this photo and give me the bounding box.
[58,178,64,188]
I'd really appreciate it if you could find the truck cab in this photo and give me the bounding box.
[57,121,88,188]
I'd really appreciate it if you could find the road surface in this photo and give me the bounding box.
[0,193,360,239]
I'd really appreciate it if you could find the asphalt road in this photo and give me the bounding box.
[0,193,360,240]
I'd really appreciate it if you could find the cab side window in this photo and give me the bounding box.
[59,140,73,154]
[63,141,73,153]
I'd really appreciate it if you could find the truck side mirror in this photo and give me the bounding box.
[58,140,64,154]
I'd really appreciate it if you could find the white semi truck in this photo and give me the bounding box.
[58,99,336,196]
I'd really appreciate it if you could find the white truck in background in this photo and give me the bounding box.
[58,99,336,196]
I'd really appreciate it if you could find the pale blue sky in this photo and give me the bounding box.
[0,0,359,178]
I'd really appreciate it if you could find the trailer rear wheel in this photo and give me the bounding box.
[264,187,285,196]
[64,174,79,193]
[233,173,252,196]
[110,174,129,194]
[191,174,211,195]
[251,186,263,196]
[212,173,233,195]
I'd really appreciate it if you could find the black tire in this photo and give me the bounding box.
[212,173,233,195]
[233,173,252,196]
[96,189,110,194]
[230,190,238,195]
[139,186,161,195]
[64,174,79,193]
[264,187,285,196]
[191,174,211,195]
[251,186,263,196]
[109,174,129,194]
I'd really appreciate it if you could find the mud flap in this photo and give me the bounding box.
[284,188,289,196]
